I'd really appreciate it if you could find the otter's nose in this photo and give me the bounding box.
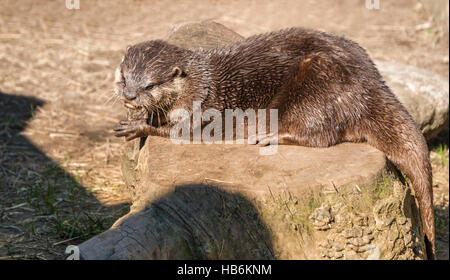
[124,90,137,101]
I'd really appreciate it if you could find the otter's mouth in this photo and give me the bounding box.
[123,99,148,123]
[122,97,173,128]
[123,99,142,111]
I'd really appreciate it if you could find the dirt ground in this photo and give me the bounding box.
[0,0,448,260]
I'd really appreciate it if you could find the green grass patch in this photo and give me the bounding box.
[432,144,449,167]
[52,212,111,240]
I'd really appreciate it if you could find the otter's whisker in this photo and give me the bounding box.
[104,94,116,105]
[157,109,161,127]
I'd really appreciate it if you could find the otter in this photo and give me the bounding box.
[113,28,435,259]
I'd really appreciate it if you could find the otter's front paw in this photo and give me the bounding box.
[113,119,152,141]
[248,133,278,146]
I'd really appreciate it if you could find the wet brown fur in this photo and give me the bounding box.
[113,28,435,259]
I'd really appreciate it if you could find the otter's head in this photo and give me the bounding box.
[114,40,190,121]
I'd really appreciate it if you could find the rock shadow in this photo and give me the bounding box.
[78,184,275,260]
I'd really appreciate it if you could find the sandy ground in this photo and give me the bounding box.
[0,0,448,259]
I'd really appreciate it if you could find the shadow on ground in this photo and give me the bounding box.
[79,184,275,260]
[0,91,129,260]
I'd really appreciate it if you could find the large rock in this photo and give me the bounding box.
[166,20,245,50]
[376,60,449,140]
[123,138,386,211]
[77,21,429,260]
[79,137,426,260]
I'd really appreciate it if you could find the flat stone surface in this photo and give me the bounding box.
[133,137,387,202]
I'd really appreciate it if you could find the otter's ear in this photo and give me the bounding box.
[171,66,186,78]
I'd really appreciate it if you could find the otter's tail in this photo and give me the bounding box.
[364,97,435,260]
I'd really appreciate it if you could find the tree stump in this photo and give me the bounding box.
[78,21,427,260]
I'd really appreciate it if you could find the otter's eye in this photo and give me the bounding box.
[145,84,154,91]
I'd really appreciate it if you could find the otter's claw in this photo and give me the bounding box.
[113,119,151,141]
